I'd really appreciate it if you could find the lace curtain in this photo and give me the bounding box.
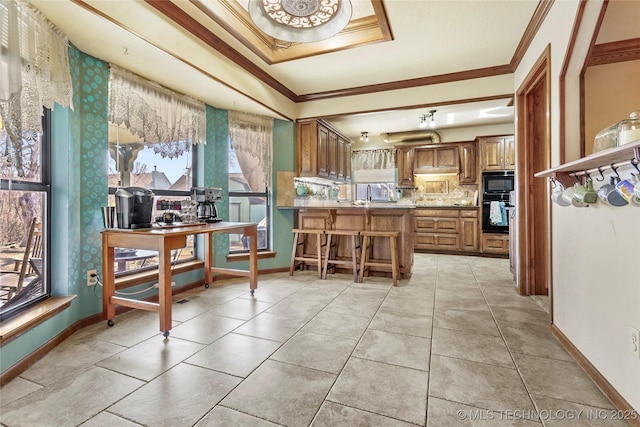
[108,64,206,159]
[0,0,73,173]
[228,111,273,192]
[352,149,396,170]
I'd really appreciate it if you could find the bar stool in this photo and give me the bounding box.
[322,230,361,282]
[359,231,400,286]
[290,229,326,278]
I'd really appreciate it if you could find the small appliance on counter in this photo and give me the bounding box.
[155,199,183,224]
[115,187,155,229]
[191,187,223,223]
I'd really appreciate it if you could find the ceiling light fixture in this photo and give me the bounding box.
[248,0,353,43]
[360,131,369,142]
[419,110,437,129]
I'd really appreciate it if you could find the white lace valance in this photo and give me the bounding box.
[228,110,273,192]
[0,0,73,173]
[108,64,206,159]
[352,149,396,170]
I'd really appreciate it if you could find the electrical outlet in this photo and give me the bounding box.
[152,281,176,288]
[86,269,98,286]
[631,327,640,359]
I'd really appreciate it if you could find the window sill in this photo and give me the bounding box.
[226,251,276,262]
[0,296,76,346]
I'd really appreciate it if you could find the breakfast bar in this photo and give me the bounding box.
[101,222,258,337]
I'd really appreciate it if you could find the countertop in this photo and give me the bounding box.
[277,199,479,209]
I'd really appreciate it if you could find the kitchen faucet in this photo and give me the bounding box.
[366,184,372,202]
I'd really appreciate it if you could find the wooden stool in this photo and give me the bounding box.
[359,231,400,286]
[290,229,326,278]
[322,230,361,282]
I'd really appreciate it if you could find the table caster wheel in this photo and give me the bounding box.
[204,283,209,288]
[163,331,170,338]
[107,319,114,327]
[250,289,255,296]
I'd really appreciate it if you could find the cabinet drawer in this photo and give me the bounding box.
[415,217,459,233]
[415,234,460,250]
[414,209,459,218]
[460,210,478,218]
[481,233,509,254]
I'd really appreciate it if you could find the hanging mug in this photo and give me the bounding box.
[615,177,636,202]
[574,179,598,204]
[598,176,628,206]
[551,183,571,207]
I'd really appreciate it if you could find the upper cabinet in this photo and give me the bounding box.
[297,119,352,182]
[459,142,478,184]
[479,136,515,171]
[396,146,415,186]
[414,146,460,174]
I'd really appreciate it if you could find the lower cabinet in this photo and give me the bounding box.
[414,208,478,253]
[481,233,510,255]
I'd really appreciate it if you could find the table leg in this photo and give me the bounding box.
[249,226,258,293]
[158,243,173,337]
[204,232,213,287]
[102,241,116,325]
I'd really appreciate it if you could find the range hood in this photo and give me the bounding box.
[381,130,442,145]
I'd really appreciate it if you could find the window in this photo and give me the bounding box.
[228,141,269,252]
[227,111,273,253]
[0,111,51,319]
[107,64,206,274]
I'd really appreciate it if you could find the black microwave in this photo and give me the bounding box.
[482,171,514,194]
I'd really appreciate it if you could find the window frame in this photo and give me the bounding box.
[107,147,197,276]
[227,188,271,254]
[0,110,52,320]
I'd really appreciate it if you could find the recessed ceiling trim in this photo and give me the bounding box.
[70,0,294,120]
[188,0,392,64]
[301,94,515,122]
[144,0,298,100]
[297,65,514,102]
[587,38,640,66]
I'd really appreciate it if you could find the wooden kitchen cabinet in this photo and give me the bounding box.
[459,142,478,184]
[396,146,414,186]
[481,233,509,255]
[414,146,459,173]
[414,208,478,253]
[479,136,515,171]
[297,119,352,181]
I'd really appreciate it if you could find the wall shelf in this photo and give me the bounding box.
[535,140,640,187]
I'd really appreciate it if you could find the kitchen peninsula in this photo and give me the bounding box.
[286,201,415,279]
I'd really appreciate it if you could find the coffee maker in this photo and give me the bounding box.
[191,187,222,223]
[115,187,155,229]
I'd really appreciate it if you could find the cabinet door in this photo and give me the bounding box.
[460,218,478,251]
[344,143,352,182]
[459,142,477,184]
[481,233,509,254]
[328,131,339,179]
[297,120,318,177]
[414,147,459,173]
[317,124,330,177]
[337,138,345,181]
[503,136,516,170]
[480,138,504,171]
[396,147,414,185]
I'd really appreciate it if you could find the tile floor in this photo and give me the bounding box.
[0,253,627,427]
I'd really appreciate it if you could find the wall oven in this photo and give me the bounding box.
[481,171,514,234]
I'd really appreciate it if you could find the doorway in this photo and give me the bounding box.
[516,45,552,298]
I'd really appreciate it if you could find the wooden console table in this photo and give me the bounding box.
[101,222,258,337]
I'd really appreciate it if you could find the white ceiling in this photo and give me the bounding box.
[30,0,541,140]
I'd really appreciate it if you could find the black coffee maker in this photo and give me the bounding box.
[115,187,155,229]
[191,187,222,223]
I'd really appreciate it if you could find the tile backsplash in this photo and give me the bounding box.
[414,174,478,205]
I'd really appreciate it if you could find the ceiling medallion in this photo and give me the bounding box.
[248,0,352,43]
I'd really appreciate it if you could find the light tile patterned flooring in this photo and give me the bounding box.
[0,254,626,427]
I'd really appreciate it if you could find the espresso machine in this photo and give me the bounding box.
[191,187,223,223]
[115,187,155,229]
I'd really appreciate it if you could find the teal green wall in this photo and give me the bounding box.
[1,49,296,374]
